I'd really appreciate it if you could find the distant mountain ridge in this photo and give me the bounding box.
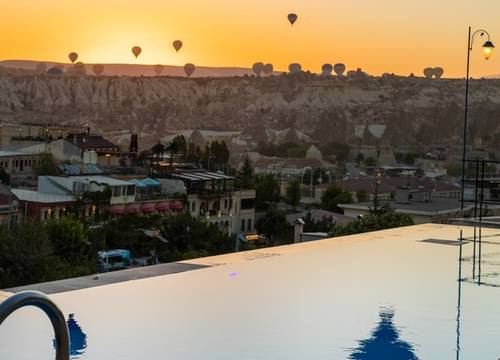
[1,72,500,154]
[0,60,258,78]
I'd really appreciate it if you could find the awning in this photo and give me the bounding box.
[124,203,141,214]
[140,203,156,213]
[171,200,183,210]
[155,202,171,212]
[110,205,125,215]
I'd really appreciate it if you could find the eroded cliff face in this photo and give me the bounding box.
[1,73,500,150]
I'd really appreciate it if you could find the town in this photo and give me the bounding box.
[0,117,493,288]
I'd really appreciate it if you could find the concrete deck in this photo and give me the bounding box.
[6,262,208,295]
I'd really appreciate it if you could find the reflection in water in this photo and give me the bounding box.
[349,309,418,360]
[54,313,87,358]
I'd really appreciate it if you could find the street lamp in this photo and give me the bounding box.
[461,27,495,210]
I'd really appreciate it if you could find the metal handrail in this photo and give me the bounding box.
[0,291,69,360]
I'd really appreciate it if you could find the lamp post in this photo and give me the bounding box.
[461,27,495,210]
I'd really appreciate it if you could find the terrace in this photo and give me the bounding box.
[1,223,499,359]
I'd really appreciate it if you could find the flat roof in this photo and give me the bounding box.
[11,189,75,203]
[171,171,234,182]
[340,199,476,215]
[1,224,499,359]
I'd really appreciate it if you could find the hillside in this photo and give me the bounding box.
[1,71,500,153]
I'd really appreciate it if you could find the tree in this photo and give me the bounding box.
[44,217,89,264]
[321,185,353,212]
[151,142,165,169]
[171,135,187,162]
[255,205,291,246]
[330,211,414,237]
[254,174,281,211]
[166,140,180,168]
[238,155,254,189]
[356,189,369,202]
[159,213,233,261]
[285,179,303,208]
[35,153,59,176]
[365,157,377,167]
[0,167,10,185]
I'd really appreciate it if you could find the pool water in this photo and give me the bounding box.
[0,224,499,359]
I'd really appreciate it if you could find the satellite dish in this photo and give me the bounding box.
[434,67,444,79]
[288,63,302,74]
[354,125,366,139]
[334,63,346,76]
[368,125,386,139]
[252,62,264,76]
[263,63,274,75]
[423,67,434,79]
[321,64,333,76]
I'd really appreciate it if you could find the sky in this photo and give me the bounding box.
[1,0,500,77]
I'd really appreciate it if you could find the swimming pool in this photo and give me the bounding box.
[0,224,499,359]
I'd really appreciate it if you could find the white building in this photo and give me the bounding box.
[167,170,256,236]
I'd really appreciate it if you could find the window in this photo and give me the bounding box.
[240,198,255,210]
[127,185,135,196]
[247,219,252,231]
[191,202,196,212]
[241,219,245,232]
[224,199,228,209]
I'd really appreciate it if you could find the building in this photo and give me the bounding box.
[18,139,81,163]
[67,133,121,167]
[339,197,477,224]
[315,176,461,203]
[38,175,136,206]
[0,150,40,183]
[11,189,76,221]
[166,170,256,236]
[0,123,82,149]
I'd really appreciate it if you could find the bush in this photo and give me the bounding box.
[330,211,414,237]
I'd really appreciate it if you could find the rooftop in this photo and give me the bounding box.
[11,189,76,204]
[340,198,472,215]
[1,224,499,359]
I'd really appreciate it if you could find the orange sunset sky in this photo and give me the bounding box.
[1,0,500,77]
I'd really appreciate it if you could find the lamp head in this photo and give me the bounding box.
[483,40,495,60]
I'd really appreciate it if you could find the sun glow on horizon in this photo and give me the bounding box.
[1,0,500,76]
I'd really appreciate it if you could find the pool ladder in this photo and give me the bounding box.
[0,291,70,360]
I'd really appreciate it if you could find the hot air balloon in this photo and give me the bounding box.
[434,67,444,79]
[252,62,264,76]
[288,63,302,74]
[132,46,142,58]
[288,13,298,25]
[334,63,346,76]
[93,64,104,76]
[68,52,78,64]
[263,63,274,75]
[321,63,333,76]
[36,62,47,74]
[154,64,164,76]
[173,40,183,52]
[184,63,195,77]
[423,67,434,79]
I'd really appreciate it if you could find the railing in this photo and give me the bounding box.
[0,291,69,360]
